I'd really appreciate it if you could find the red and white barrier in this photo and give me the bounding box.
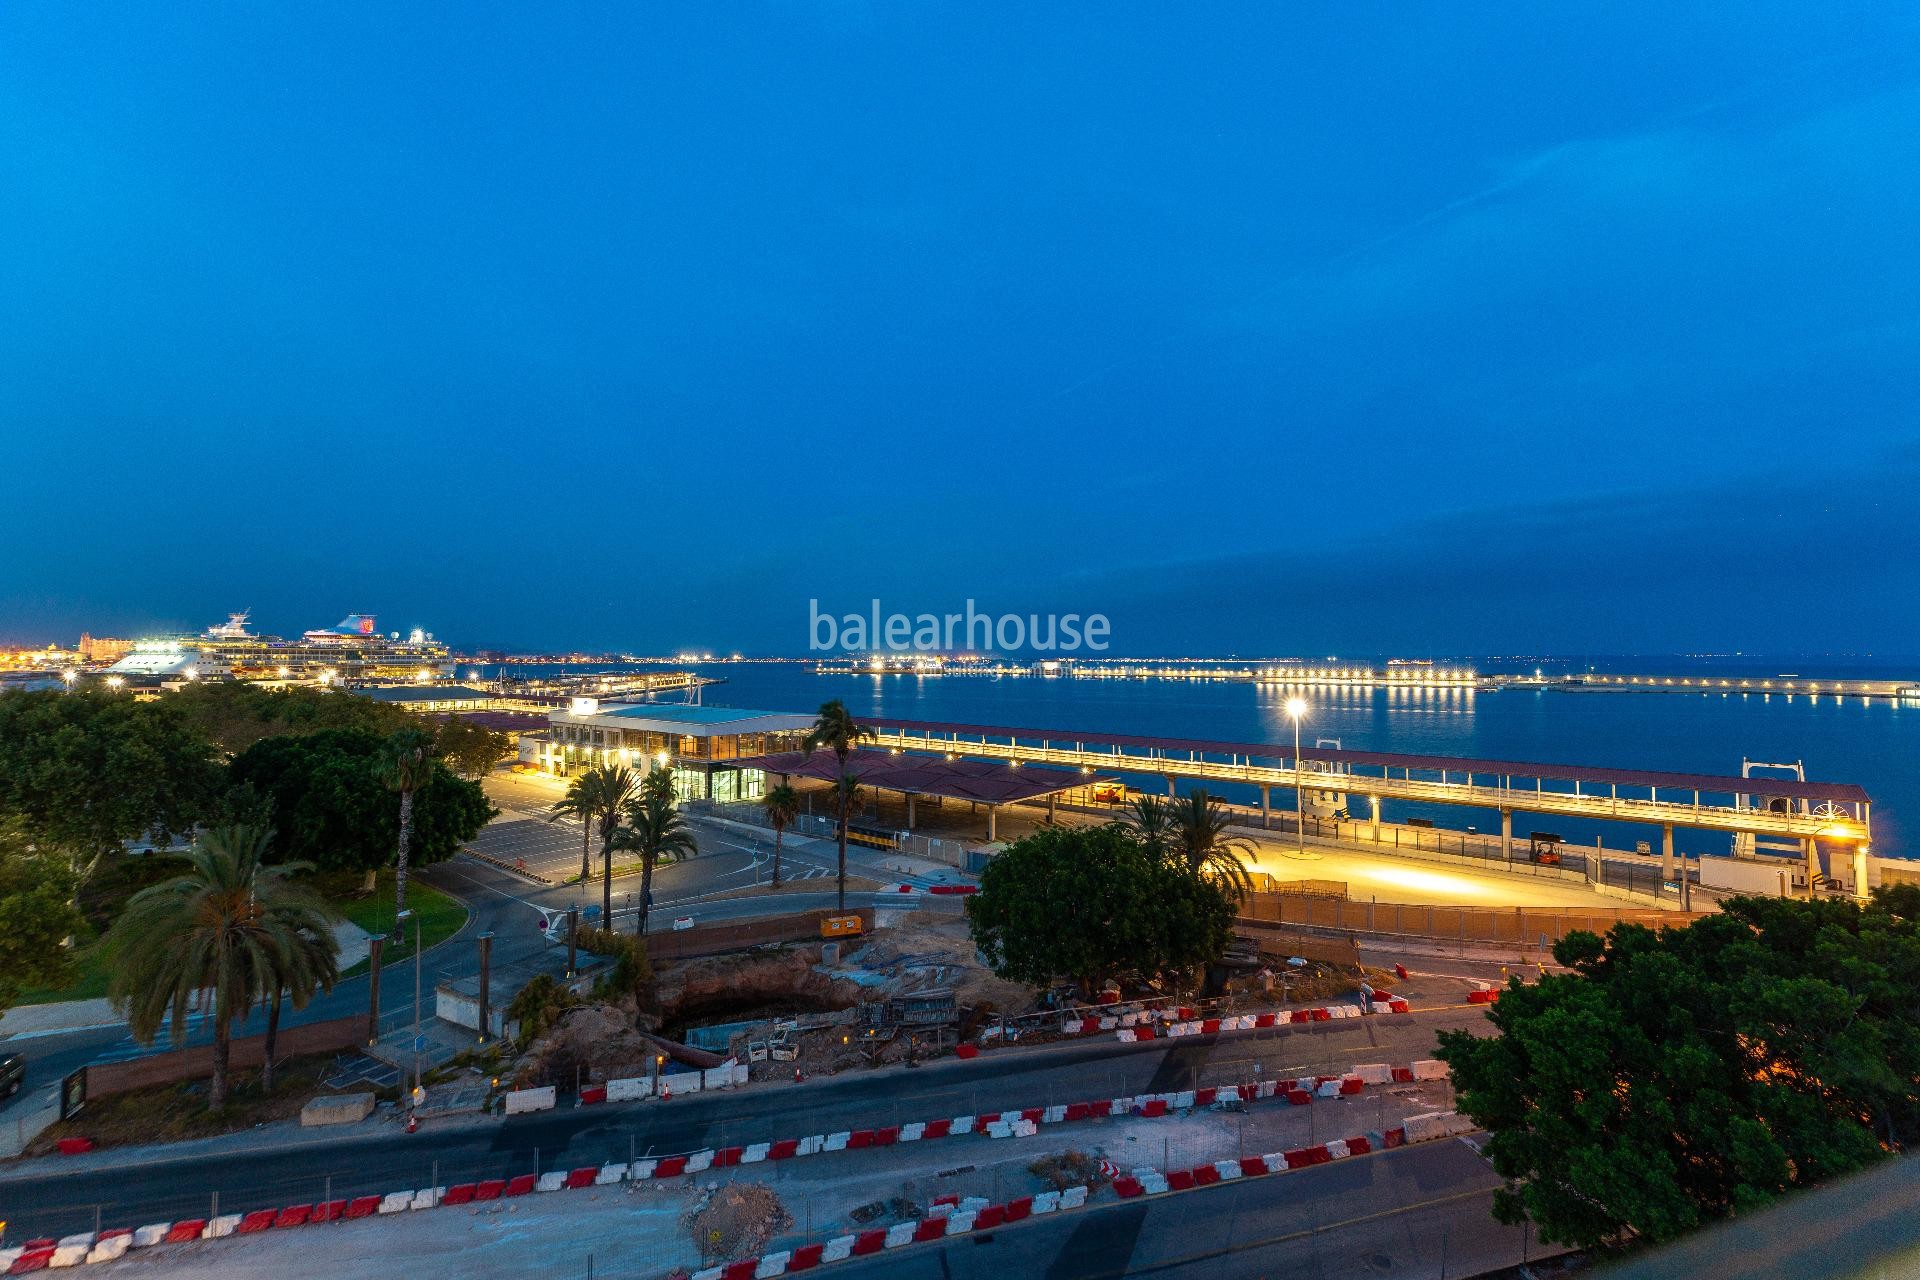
[13,1048,1458,1275]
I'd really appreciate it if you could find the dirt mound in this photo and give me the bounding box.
[685,1182,791,1261]
[850,909,1034,1014]
[516,1002,665,1088]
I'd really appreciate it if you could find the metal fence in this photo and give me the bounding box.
[1238,892,1687,946]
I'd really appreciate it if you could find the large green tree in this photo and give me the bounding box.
[965,824,1237,995]
[434,715,512,780]
[228,730,492,901]
[169,681,418,756]
[1438,889,1920,1251]
[0,688,223,888]
[0,819,83,1015]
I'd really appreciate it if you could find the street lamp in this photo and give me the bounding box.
[1285,698,1308,856]
[60,670,77,690]
[105,675,125,691]
[396,908,423,1112]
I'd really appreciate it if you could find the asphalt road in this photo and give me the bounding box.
[0,1008,1484,1239]
[831,1138,1548,1280]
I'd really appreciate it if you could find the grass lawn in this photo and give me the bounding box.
[12,932,114,1006]
[13,866,471,1008]
[319,869,470,978]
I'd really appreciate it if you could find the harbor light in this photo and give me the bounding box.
[1284,698,1308,858]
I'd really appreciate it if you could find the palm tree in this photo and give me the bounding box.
[548,771,600,884]
[380,728,435,927]
[1166,789,1256,897]
[613,767,699,935]
[259,904,342,1092]
[1114,793,1178,856]
[803,700,874,911]
[105,824,341,1110]
[762,783,800,888]
[549,764,642,929]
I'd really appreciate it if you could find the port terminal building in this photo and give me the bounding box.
[520,700,1112,824]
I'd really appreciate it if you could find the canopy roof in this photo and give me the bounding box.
[738,748,1110,805]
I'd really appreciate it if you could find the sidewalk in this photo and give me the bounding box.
[0,999,122,1042]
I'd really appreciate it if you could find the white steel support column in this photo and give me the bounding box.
[1500,809,1512,862]
[987,805,998,842]
[1853,844,1870,901]
[1260,785,1271,830]
[1662,824,1675,881]
[1369,795,1381,842]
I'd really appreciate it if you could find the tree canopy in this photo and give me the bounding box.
[169,680,420,756]
[0,689,224,882]
[0,819,83,1014]
[965,824,1238,993]
[433,714,512,779]
[1438,889,1920,1251]
[228,728,493,876]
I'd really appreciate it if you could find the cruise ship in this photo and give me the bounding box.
[105,610,453,684]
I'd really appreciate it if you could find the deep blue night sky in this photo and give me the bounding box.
[3,6,1916,656]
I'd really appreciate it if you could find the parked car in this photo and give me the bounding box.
[1,1052,25,1100]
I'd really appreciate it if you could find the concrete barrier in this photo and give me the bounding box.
[606,1076,653,1102]
[504,1085,557,1115]
[300,1092,376,1127]
[1411,1059,1448,1080]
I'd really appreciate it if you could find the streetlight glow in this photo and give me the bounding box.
[1285,698,1308,856]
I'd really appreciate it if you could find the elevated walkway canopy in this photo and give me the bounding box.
[737,747,1110,807]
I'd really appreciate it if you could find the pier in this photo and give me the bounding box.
[860,717,1874,894]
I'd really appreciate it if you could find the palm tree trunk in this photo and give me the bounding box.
[210,1018,231,1111]
[836,798,848,913]
[772,827,783,888]
[638,854,654,936]
[394,787,415,919]
[262,988,283,1092]
[601,840,613,933]
[580,823,591,884]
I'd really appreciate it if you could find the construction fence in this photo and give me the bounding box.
[76,1014,368,1104]
[642,908,876,963]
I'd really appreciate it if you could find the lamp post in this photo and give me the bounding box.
[397,908,423,1111]
[1285,698,1308,856]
